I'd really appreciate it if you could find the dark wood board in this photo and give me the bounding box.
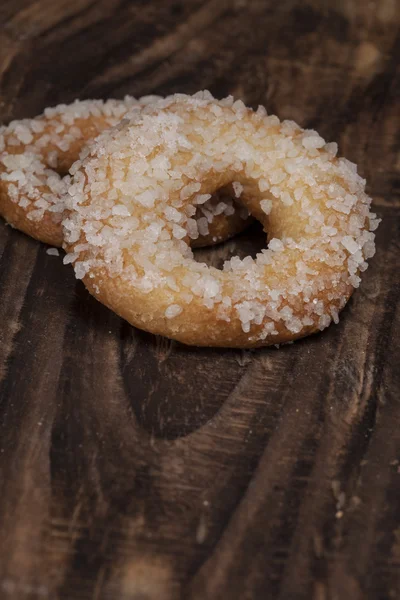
[0,1,399,598]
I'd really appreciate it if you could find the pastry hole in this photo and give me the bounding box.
[189,183,255,249]
[192,220,266,270]
[193,185,250,227]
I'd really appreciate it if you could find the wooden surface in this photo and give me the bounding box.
[0,1,399,598]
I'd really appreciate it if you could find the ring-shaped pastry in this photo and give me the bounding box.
[63,92,379,348]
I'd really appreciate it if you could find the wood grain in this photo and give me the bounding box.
[0,1,399,599]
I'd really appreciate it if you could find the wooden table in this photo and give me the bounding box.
[0,1,399,598]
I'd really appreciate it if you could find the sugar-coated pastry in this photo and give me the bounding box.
[63,92,379,348]
[0,96,250,248]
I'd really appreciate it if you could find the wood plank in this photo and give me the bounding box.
[0,1,399,598]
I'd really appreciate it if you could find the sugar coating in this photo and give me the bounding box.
[165,304,183,318]
[0,96,248,247]
[0,97,154,229]
[63,91,379,346]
